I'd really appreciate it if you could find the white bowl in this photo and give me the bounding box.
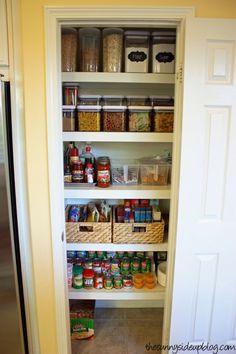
[157,261,167,287]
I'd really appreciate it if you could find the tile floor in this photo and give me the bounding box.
[72,307,163,354]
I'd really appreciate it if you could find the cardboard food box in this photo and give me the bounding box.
[70,300,95,340]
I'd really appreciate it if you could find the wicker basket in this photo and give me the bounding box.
[66,220,112,243]
[113,207,164,244]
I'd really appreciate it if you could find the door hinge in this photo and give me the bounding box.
[61,231,64,242]
[176,64,183,84]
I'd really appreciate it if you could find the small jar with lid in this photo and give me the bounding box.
[72,160,84,183]
[151,32,176,73]
[125,31,150,73]
[83,269,95,289]
[62,105,76,132]
[103,28,124,72]
[61,27,78,72]
[79,28,100,72]
[72,265,83,289]
[97,156,111,188]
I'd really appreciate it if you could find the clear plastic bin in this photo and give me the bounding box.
[77,105,101,131]
[63,105,76,131]
[151,32,176,73]
[79,95,101,106]
[61,28,78,72]
[140,163,169,185]
[149,96,174,107]
[128,106,152,132]
[103,28,123,72]
[125,31,150,73]
[153,106,174,132]
[62,83,79,106]
[103,95,125,106]
[103,106,126,132]
[79,27,100,72]
[111,161,139,185]
[126,96,149,106]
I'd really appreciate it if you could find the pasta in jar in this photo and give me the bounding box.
[77,106,101,131]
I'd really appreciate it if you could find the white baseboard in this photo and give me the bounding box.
[95,300,164,308]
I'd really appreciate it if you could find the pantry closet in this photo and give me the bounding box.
[44,7,236,354]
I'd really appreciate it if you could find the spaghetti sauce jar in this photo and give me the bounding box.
[97,156,111,188]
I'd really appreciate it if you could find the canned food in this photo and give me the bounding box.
[114,275,123,289]
[67,251,77,259]
[106,251,116,259]
[121,257,131,276]
[97,251,107,259]
[104,274,113,289]
[84,258,93,269]
[116,251,125,259]
[101,258,111,274]
[83,269,95,289]
[127,251,135,258]
[94,273,104,289]
[141,257,152,273]
[136,251,145,258]
[77,251,87,258]
[73,265,83,289]
[75,257,84,266]
[111,258,120,275]
[88,251,97,258]
[131,257,141,274]
[123,275,133,288]
[92,258,102,273]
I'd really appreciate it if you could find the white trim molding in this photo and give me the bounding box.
[44,6,194,354]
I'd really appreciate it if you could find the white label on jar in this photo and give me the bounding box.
[125,47,149,72]
[152,44,175,73]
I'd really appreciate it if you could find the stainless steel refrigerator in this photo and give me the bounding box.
[0,79,28,354]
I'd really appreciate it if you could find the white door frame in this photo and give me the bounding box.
[44,6,194,354]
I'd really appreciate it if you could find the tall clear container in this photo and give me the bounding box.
[61,28,78,72]
[79,28,100,72]
[124,31,150,73]
[103,28,123,72]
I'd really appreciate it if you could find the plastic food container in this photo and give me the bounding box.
[157,261,167,287]
[79,27,100,72]
[111,160,139,185]
[140,163,169,185]
[152,32,176,73]
[153,106,174,132]
[62,83,79,105]
[128,106,152,132]
[125,31,150,73]
[103,95,125,106]
[77,105,101,131]
[79,95,101,105]
[61,27,78,72]
[63,105,76,131]
[103,28,123,72]
[149,95,174,107]
[103,106,126,132]
[126,96,149,106]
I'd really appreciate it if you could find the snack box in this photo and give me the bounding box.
[70,300,95,340]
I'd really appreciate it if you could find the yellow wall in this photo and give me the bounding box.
[20,1,236,353]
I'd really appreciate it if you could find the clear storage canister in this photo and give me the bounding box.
[153,106,174,132]
[125,31,150,73]
[62,83,79,105]
[79,95,101,106]
[103,106,126,132]
[128,106,152,132]
[103,28,123,72]
[152,32,176,73]
[62,105,76,131]
[61,28,78,72]
[77,105,101,131]
[79,28,100,72]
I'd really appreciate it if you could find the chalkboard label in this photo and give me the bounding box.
[156,52,175,63]
[128,51,147,62]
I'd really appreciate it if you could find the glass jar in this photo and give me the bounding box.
[152,32,176,73]
[61,28,78,72]
[83,269,95,289]
[72,160,84,183]
[97,156,111,188]
[72,265,83,289]
[79,27,100,72]
[124,31,150,73]
[103,28,123,72]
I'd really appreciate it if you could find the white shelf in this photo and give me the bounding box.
[62,72,175,84]
[66,241,168,252]
[62,132,173,143]
[64,184,171,199]
[68,283,165,300]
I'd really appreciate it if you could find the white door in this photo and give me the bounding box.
[170,18,236,353]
